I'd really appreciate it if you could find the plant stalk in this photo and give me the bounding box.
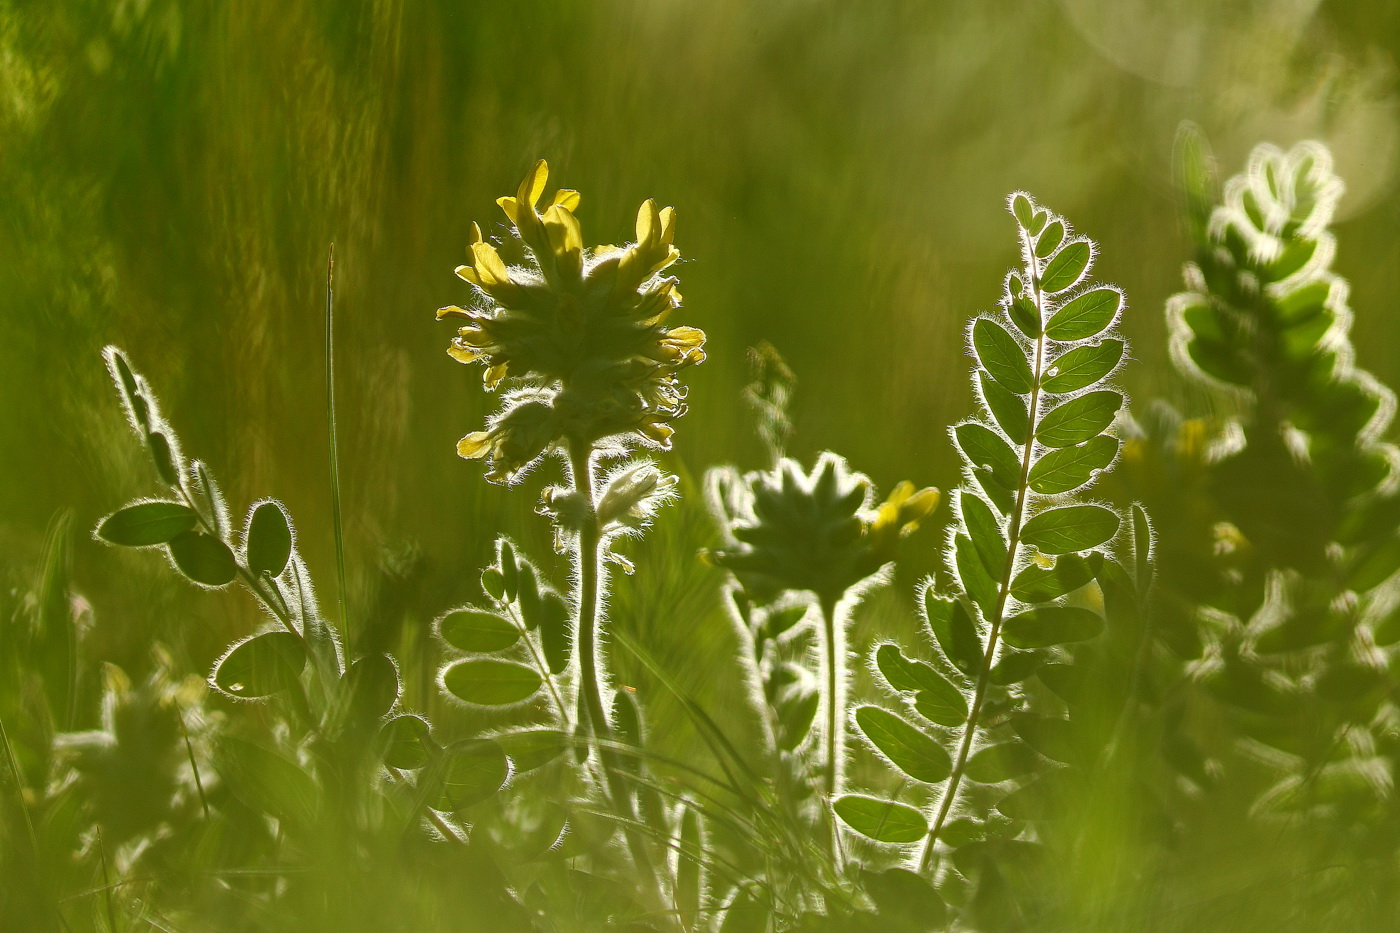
[567,442,676,928]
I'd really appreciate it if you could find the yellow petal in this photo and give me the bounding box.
[549,189,581,211]
[518,160,549,207]
[456,432,495,459]
[454,264,483,287]
[665,326,705,348]
[437,305,471,320]
[657,205,676,245]
[497,196,522,225]
[484,362,509,388]
[471,242,511,286]
[468,221,483,246]
[635,198,659,245]
[447,344,483,364]
[543,205,583,258]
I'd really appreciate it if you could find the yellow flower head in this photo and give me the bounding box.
[438,161,707,482]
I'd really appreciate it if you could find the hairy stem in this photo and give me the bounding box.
[819,595,844,799]
[566,442,676,927]
[920,233,1049,873]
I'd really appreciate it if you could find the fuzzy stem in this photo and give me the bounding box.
[819,595,844,799]
[569,444,610,749]
[919,229,1050,874]
[566,442,676,928]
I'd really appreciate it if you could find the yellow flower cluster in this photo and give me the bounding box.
[438,161,706,482]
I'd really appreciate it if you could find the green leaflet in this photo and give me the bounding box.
[973,318,1034,393]
[212,631,306,699]
[97,501,197,547]
[245,501,293,577]
[1021,505,1120,554]
[1042,340,1123,393]
[381,715,435,770]
[441,658,542,706]
[1010,552,1102,602]
[1001,606,1104,648]
[432,739,509,811]
[913,686,969,727]
[1028,436,1119,494]
[1035,391,1122,448]
[966,742,1040,783]
[439,608,520,653]
[855,706,952,783]
[923,592,983,676]
[834,795,929,844]
[961,492,1007,579]
[1045,287,1121,341]
[955,534,999,616]
[494,729,570,773]
[169,530,238,586]
[1040,240,1091,293]
[980,371,1030,441]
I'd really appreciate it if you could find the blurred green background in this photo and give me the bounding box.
[2,0,1399,737]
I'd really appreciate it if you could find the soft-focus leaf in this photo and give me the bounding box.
[1010,553,1102,602]
[538,592,573,674]
[1002,606,1104,648]
[855,706,952,783]
[923,593,982,676]
[439,609,520,653]
[861,867,947,931]
[966,742,1040,783]
[441,659,542,706]
[344,654,399,722]
[212,631,305,698]
[432,739,509,811]
[494,729,569,773]
[381,714,435,770]
[834,795,928,843]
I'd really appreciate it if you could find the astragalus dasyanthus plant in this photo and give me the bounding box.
[9,138,1400,933]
